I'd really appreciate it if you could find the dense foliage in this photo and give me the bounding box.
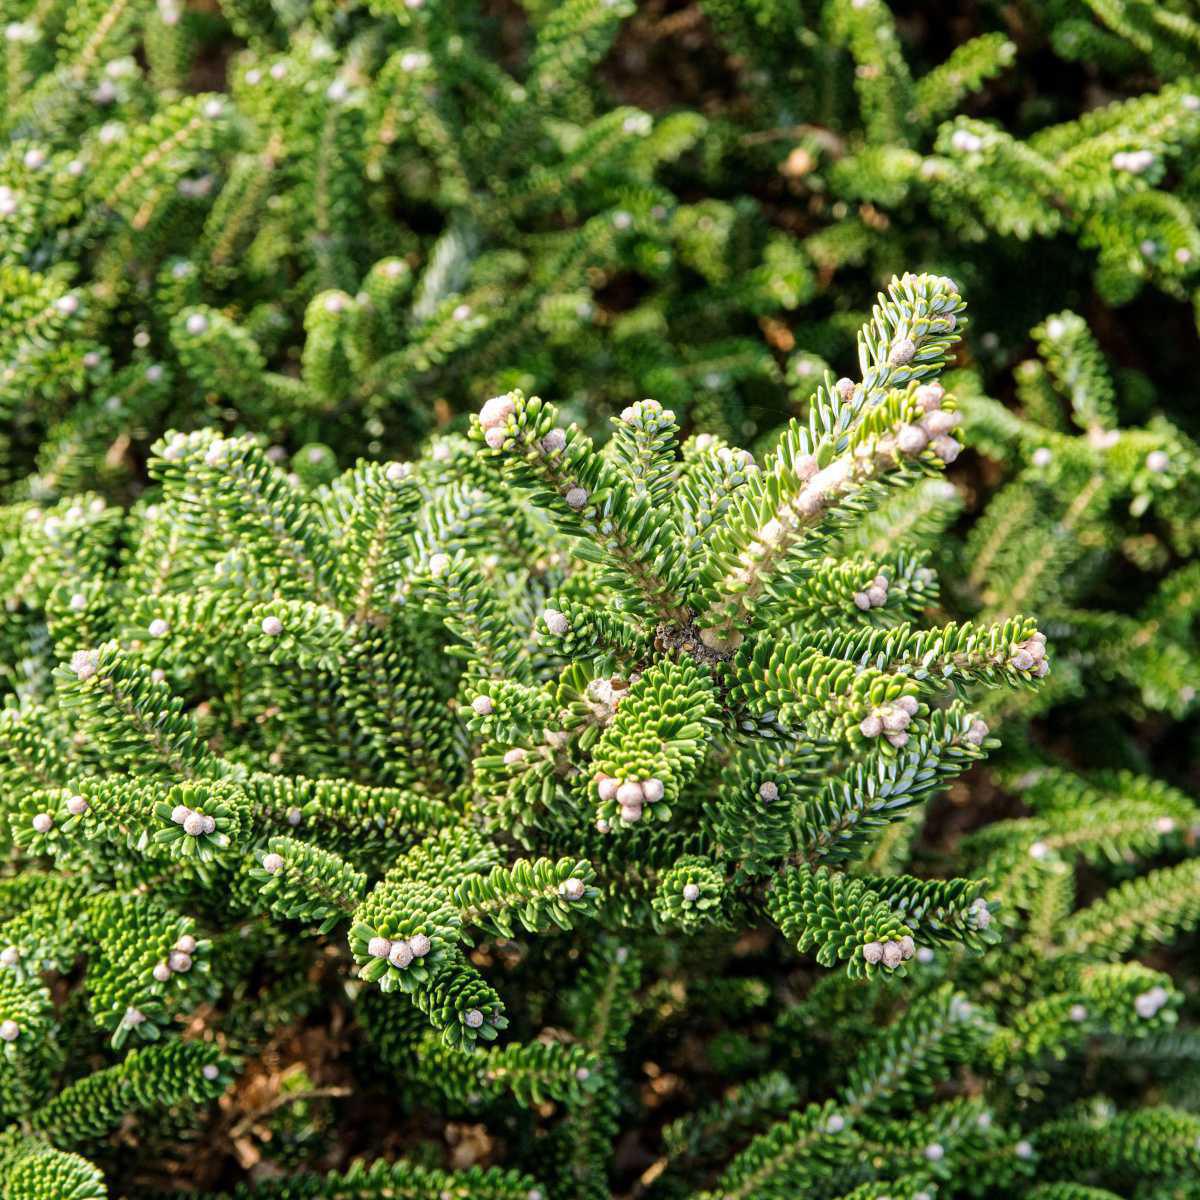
[0,1,1199,1198]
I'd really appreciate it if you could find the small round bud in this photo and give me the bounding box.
[71,650,99,681]
[464,1008,485,1028]
[862,942,884,964]
[881,706,911,733]
[964,718,989,746]
[575,1067,590,1082]
[1146,449,1170,473]
[171,805,191,825]
[865,585,888,607]
[881,941,904,969]
[860,714,883,738]
[409,932,431,957]
[148,618,169,638]
[428,553,450,577]
[479,393,516,430]
[888,338,917,366]
[123,1008,145,1027]
[388,940,414,969]
[619,803,643,823]
[203,1063,220,1080]
[915,382,945,410]
[852,592,871,611]
[1010,649,1035,672]
[835,378,855,401]
[0,948,18,967]
[543,609,570,636]
[55,293,79,315]
[385,462,409,484]
[642,779,665,803]
[368,936,392,959]
[1029,841,1049,860]
[262,852,284,874]
[471,695,494,716]
[565,486,588,510]
[168,951,192,972]
[153,962,172,982]
[682,883,701,902]
[897,424,928,455]
[174,934,196,954]
[597,777,619,801]
[924,1142,944,1162]
[951,129,983,153]
[1015,1140,1034,1160]
[561,877,586,901]
[201,817,216,838]
[616,781,644,805]
[1069,1004,1088,1022]
[183,812,206,837]
[1032,446,1053,467]
[484,426,507,450]
[261,615,283,636]
[286,807,302,826]
[503,748,526,766]
[931,435,962,464]
[595,818,610,833]
[185,313,209,335]
[541,429,566,454]
[0,1019,19,1041]
[31,813,52,834]
[66,794,88,816]
[923,409,960,436]
[899,936,915,960]
[825,1114,845,1133]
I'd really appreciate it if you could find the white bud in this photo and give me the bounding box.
[324,79,347,102]
[464,1008,485,1028]
[261,615,283,636]
[270,62,287,80]
[471,695,494,716]
[55,294,79,318]
[1029,840,1049,860]
[642,778,664,803]
[368,936,392,959]
[185,313,209,335]
[409,932,431,957]
[895,424,928,455]
[541,428,566,454]
[66,794,88,816]
[888,338,917,366]
[565,486,588,510]
[452,303,471,321]
[479,393,516,430]
[1175,247,1192,265]
[863,942,884,964]
[385,462,409,484]
[597,776,619,801]
[1015,1140,1034,1160]
[1010,649,1035,672]
[1146,449,1170,473]
[484,426,507,449]
[0,948,18,967]
[612,210,632,229]
[1156,816,1176,834]
[758,780,779,802]
[168,950,192,972]
[31,813,52,834]
[0,187,17,216]
[183,812,206,837]
[923,409,960,436]
[503,748,526,766]
[881,706,911,733]
[148,618,169,638]
[951,129,982,153]
[153,962,172,982]
[853,592,872,611]
[860,714,883,738]
[0,1019,19,1041]
[899,935,915,960]
[682,883,701,902]
[388,940,414,968]
[616,781,644,805]
[915,382,945,410]
[286,807,302,827]
[595,818,610,833]
[543,609,570,636]
[262,853,285,874]
[171,805,192,825]
[931,435,961,463]
[428,553,450,577]
[203,1063,220,1080]
[865,586,888,607]
[881,941,904,969]
[561,877,586,901]
[965,718,989,746]
[924,1142,944,1162]
[825,1114,845,1133]
[619,802,643,823]
[1069,1004,1088,1022]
